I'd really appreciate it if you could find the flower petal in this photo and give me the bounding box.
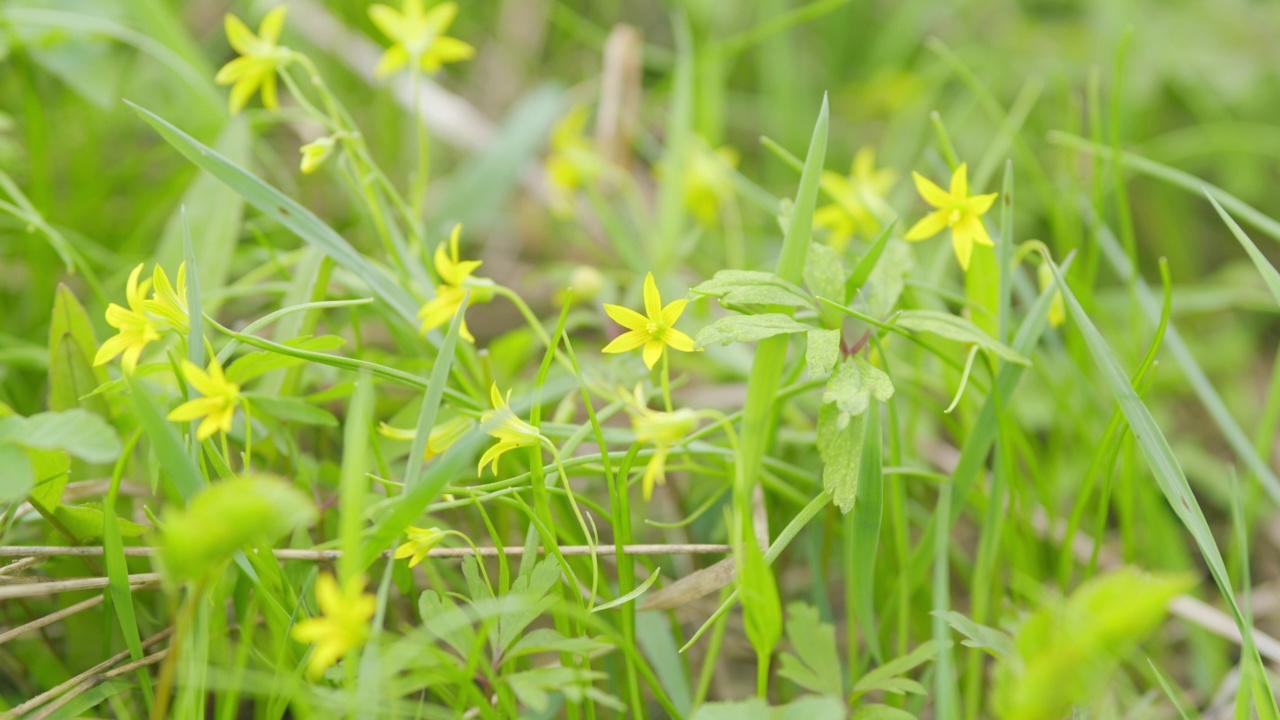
[214,56,252,84]
[374,45,409,78]
[602,329,648,354]
[258,6,288,45]
[603,304,649,332]
[423,1,458,33]
[642,273,662,320]
[426,36,474,64]
[968,192,998,216]
[950,163,968,198]
[224,13,257,56]
[660,298,688,325]
[642,340,664,370]
[911,171,951,208]
[959,213,993,246]
[904,210,949,241]
[662,328,696,353]
[368,4,403,42]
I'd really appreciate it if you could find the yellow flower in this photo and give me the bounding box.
[299,136,336,174]
[167,357,241,441]
[682,142,739,226]
[146,262,188,334]
[368,0,475,78]
[393,526,447,567]
[813,147,897,253]
[626,386,698,500]
[94,264,161,374]
[477,383,543,476]
[602,273,695,370]
[1038,263,1066,328]
[292,573,376,679]
[904,162,998,272]
[377,415,473,460]
[544,106,604,219]
[214,7,291,115]
[417,225,490,342]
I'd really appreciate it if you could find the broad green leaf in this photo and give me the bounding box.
[0,443,33,503]
[10,409,121,463]
[806,329,840,377]
[127,102,422,329]
[695,313,812,349]
[48,284,101,378]
[933,610,1016,659]
[692,270,815,310]
[853,640,945,696]
[48,334,109,415]
[863,239,912,318]
[993,568,1193,720]
[159,475,315,583]
[818,404,864,514]
[777,602,843,697]
[893,310,1029,365]
[244,394,338,427]
[52,504,146,540]
[822,356,894,428]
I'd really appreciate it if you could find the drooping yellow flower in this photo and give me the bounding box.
[94,264,161,374]
[167,357,241,441]
[393,526,447,567]
[368,0,475,78]
[292,573,376,679]
[813,147,897,253]
[146,262,188,334]
[417,225,489,342]
[544,106,604,219]
[299,136,337,174]
[904,162,998,272]
[626,386,698,500]
[602,273,695,370]
[214,7,291,115]
[377,415,473,460]
[682,142,739,226]
[477,383,543,476]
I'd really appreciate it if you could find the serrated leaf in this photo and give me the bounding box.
[894,310,1029,365]
[818,404,865,514]
[692,270,815,310]
[822,357,894,428]
[418,590,477,659]
[853,639,945,696]
[777,602,843,696]
[863,239,912,318]
[806,329,840,377]
[497,557,561,656]
[695,314,812,349]
[933,610,1015,659]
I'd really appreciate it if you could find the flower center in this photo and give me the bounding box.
[646,320,666,337]
[947,206,964,226]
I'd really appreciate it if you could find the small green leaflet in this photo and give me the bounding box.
[823,356,894,428]
[691,270,815,310]
[695,313,812,349]
[806,329,840,377]
[777,602,843,697]
[893,309,1029,365]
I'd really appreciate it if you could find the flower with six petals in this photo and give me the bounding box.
[167,357,241,441]
[904,162,998,271]
[93,264,161,374]
[602,273,695,370]
[291,573,376,679]
[418,226,489,342]
[477,383,543,476]
[368,0,475,78]
[215,7,291,115]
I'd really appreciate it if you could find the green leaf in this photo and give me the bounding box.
[48,284,101,378]
[417,590,476,659]
[243,394,338,427]
[822,356,894,428]
[845,221,899,303]
[48,334,109,414]
[964,244,1000,337]
[738,523,782,660]
[695,313,812,349]
[893,310,1029,365]
[0,443,33,503]
[777,602,843,697]
[932,610,1015,660]
[52,504,146,540]
[853,639,945,696]
[806,329,841,378]
[692,270,815,310]
[11,409,121,463]
[128,376,204,503]
[691,696,847,720]
[818,404,864,514]
[1206,191,1280,308]
[498,557,562,656]
[993,568,1193,720]
[502,628,610,663]
[863,239,912,318]
[159,475,315,583]
[127,102,423,329]
[851,704,917,720]
[804,243,846,318]
[849,401,884,660]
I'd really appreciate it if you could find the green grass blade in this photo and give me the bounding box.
[1205,191,1280,307]
[127,375,203,503]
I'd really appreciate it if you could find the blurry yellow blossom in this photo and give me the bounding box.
[394,526,448,567]
[300,136,337,174]
[602,273,695,370]
[478,383,543,476]
[905,162,998,271]
[418,225,490,342]
[625,386,698,500]
[292,573,375,679]
[215,7,291,114]
[167,357,241,441]
[544,106,604,218]
[146,262,188,333]
[368,0,474,78]
[813,147,897,253]
[682,142,739,226]
[94,264,160,374]
[1038,263,1066,328]
[377,415,473,460]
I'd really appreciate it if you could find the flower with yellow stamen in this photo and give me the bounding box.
[94,264,161,374]
[626,386,698,500]
[377,415,473,460]
[167,357,241,441]
[214,7,291,115]
[368,0,474,78]
[417,225,490,342]
[393,526,447,567]
[904,162,998,272]
[813,147,897,253]
[291,574,376,679]
[477,383,543,476]
[602,273,695,370]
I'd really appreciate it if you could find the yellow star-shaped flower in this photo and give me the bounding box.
[477,383,543,476]
[368,0,475,78]
[214,7,291,115]
[904,162,998,271]
[393,526,447,567]
[602,273,695,370]
[146,262,188,334]
[418,225,488,342]
[93,264,161,374]
[167,357,241,441]
[291,574,376,679]
[813,146,897,253]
